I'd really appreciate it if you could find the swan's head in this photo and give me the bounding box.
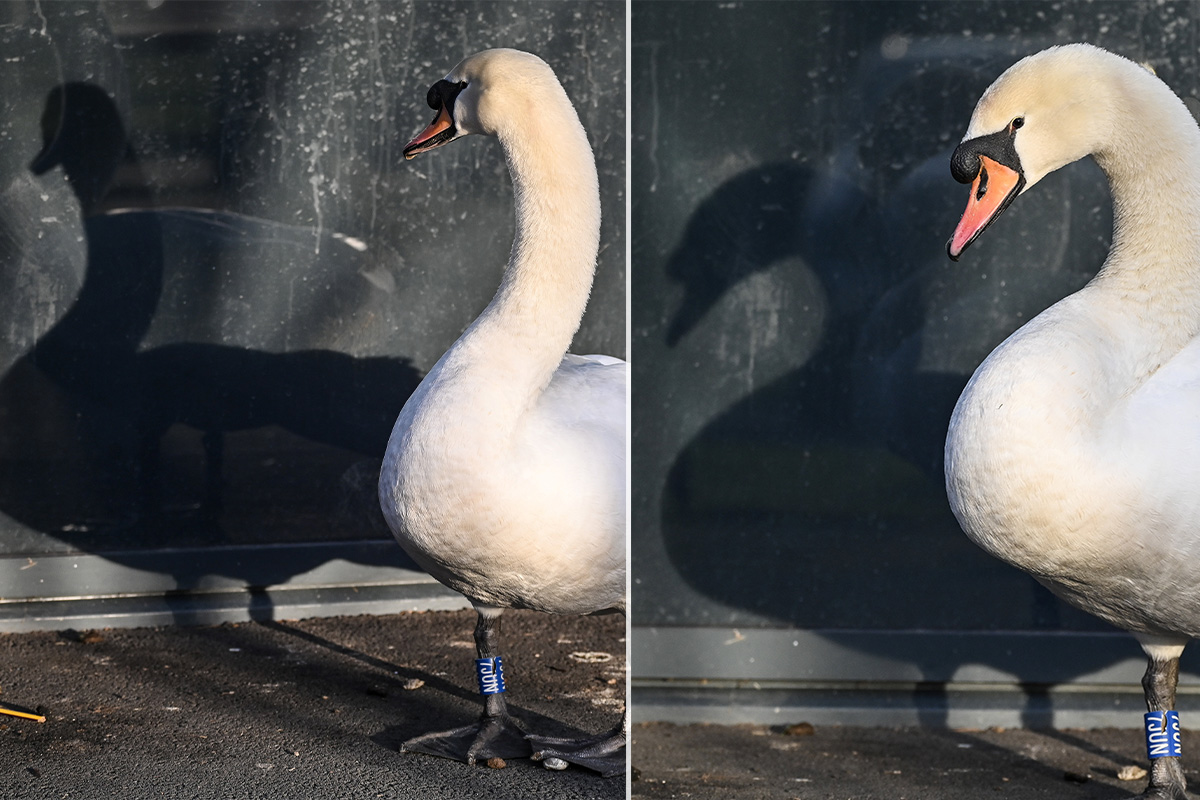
[403,48,562,160]
[947,44,1126,260]
[30,83,128,212]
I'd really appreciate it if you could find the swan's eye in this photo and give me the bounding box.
[1011,117,1025,131]
[426,81,468,112]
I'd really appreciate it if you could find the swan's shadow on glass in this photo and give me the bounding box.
[650,148,1173,725]
[0,83,426,609]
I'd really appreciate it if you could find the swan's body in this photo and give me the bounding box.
[945,43,1200,799]
[379,48,626,775]
[384,348,625,616]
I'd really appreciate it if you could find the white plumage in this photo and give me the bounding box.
[945,43,1200,798]
[378,48,626,776]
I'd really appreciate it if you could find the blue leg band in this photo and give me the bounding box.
[1145,711,1182,759]
[475,656,506,696]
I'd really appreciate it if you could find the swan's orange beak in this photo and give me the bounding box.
[404,104,455,160]
[947,155,1022,261]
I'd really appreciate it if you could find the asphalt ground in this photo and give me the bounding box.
[0,609,626,800]
[631,722,1186,799]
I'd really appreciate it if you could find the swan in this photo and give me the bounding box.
[379,49,627,777]
[945,43,1200,799]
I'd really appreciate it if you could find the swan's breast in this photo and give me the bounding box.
[946,300,1139,574]
[947,296,1200,633]
[379,355,626,615]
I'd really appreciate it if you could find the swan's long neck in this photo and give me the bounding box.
[1088,64,1200,357]
[439,93,600,425]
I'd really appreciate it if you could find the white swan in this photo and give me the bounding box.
[379,49,626,777]
[945,43,1200,799]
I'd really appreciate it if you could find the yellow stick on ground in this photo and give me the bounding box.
[0,705,45,722]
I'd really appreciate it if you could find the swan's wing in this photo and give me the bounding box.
[542,353,628,440]
[525,353,627,611]
[536,354,627,518]
[1114,334,1200,544]
[563,352,624,367]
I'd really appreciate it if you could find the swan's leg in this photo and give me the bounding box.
[401,606,532,765]
[1137,649,1191,800]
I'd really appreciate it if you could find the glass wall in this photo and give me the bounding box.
[631,1,1198,713]
[0,1,624,607]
